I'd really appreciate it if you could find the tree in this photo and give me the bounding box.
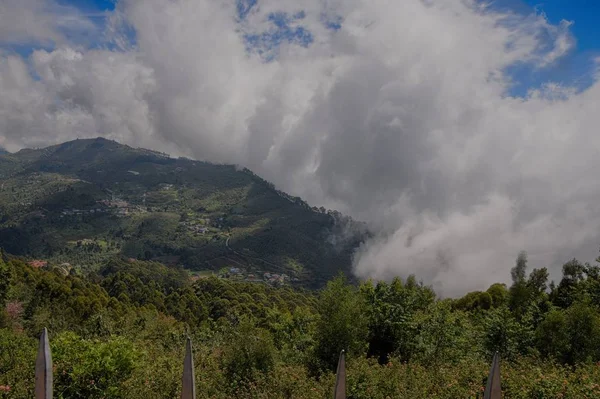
[362,276,435,364]
[537,302,600,364]
[585,263,600,306]
[312,274,368,371]
[563,301,600,364]
[551,259,587,308]
[486,283,508,308]
[52,332,142,399]
[509,251,530,319]
[535,308,569,360]
[413,301,473,365]
[455,291,493,311]
[0,257,11,307]
[484,305,534,360]
[511,251,528,283]
[0,257,11,327]
[527,268,549,299]
[221,317,275,383]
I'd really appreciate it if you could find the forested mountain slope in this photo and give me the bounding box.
[0,138,367,287]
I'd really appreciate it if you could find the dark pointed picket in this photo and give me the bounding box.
[181,337,196,399]
[333,350,346,399]
[35,328,53,399]
[484,352,501,399]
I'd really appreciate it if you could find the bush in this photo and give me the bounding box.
[52,331,142,399]
[221,318,276,385]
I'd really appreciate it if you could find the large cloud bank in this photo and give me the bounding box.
[1,0,600,295]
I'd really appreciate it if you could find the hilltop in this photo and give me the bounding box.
[0,137,367,287]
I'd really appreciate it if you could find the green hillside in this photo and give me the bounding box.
[0,138,367,287]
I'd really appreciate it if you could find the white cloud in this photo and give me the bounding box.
[0,0,99,46]
[1,0,599,296]
[538,19,575,67]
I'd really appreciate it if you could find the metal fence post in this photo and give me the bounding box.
[484,351,501,399]
[333,350,346,399]
[35,327,53,399]
[181,337,196,399]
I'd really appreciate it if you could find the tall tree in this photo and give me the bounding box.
[487,283,509,308]
[362,276,435,363]
[509,251,530,319]
[312,274,368,371]
[511,251,528,283]
[551,259,587,308]
[527,268,549,299]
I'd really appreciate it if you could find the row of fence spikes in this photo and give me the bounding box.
[34,329,501,399]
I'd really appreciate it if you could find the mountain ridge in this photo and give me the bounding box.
[0,137,367,287]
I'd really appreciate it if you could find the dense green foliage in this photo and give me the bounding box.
[0,138,366,287]
[2,251,600,398]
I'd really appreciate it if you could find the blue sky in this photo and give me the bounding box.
[65,0,600,48]
[17,0,600,97]
[507,0,600,95]
[522,0,600,52]
[61,0,115,12]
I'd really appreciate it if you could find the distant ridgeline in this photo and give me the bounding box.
[0,137,368,288]
[241,166,370,226]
